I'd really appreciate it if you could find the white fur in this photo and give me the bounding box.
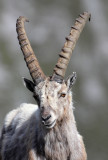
[4,103,39,130]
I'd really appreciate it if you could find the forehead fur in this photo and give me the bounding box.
[35,78,68,94]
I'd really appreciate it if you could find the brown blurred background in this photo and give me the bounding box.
[0,0,108,159]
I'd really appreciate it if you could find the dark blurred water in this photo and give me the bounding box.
[0,0,108,159]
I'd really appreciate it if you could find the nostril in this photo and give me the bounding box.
[41,115,51,122]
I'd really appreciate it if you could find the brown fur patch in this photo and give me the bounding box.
[28,150,35,160]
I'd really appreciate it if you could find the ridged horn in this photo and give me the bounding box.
[51,12,91,83]
[16,16,46,84]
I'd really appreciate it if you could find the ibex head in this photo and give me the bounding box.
[16,12,90,129]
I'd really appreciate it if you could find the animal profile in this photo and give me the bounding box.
[0,12,90,160]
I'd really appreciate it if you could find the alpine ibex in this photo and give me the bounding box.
[0,12,90,160]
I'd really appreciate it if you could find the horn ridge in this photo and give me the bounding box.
[51,12,91,82]
[16,16,46,84]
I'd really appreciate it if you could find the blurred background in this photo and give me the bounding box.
[0,0,108,159]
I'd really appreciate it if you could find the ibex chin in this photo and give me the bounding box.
[0,12,90,160]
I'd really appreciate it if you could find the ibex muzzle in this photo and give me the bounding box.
[41,105,55,128]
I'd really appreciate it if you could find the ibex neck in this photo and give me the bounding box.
[33,111,78,160]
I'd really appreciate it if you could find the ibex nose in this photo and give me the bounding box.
[41,115,51,122]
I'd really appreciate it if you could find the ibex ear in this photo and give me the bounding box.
[23,78,35,92]
[65,72,77,90]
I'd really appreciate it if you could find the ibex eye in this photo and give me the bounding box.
[60,93,66,98]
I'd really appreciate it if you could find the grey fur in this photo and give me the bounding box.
[0,78,87,160]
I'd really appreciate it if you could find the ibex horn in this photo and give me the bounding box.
[16,16,46,84]
[51,12,91,83]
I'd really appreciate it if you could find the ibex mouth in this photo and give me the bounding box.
[42,120,56,129]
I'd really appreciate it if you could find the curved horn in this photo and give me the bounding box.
[51,12,91,83]
[16,16,46,84]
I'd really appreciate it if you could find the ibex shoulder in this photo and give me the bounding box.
[4,103,39,130]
